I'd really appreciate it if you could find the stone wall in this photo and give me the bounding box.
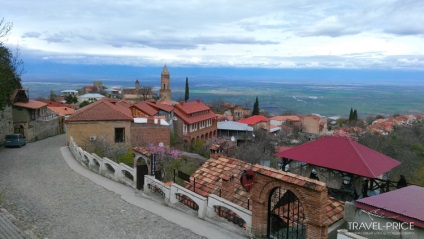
[131,120,170,147]
[0,106,14,145]
[25,117,63,142]
[66,121,132,150]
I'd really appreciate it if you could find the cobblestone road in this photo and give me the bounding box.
[0,134,204,239]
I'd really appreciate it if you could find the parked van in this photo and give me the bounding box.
[4,134,26,148]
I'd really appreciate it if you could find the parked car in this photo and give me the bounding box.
[4,134,26,148]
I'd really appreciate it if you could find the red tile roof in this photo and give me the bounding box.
[300,115,322,121]
[186,156,253,209]
[355,185,424,228]
[237,115,269,125]
[66,99,133,122]
[132,102,158,116]
[187,155,343,225]
[48,106,75,115]
[271,115,301,122]
[146,101,174,112]
[14,100,47,109]
[275,136,400,178]
[174,100,216,124]
[174,100,211,115]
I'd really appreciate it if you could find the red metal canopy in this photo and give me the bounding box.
[275,136,400,178]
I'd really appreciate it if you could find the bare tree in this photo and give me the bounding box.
[140,86,153,101]
[0,18,12,39]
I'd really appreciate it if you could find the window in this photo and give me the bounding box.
[115,128,125,142]
[183,124,187,135]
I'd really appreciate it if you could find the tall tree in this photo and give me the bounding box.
[184,77,189,102]
[353,109,358,121]
[349,108,354,121]
[252,96,259,115]
[0,18,23,110]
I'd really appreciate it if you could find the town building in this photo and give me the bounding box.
[66,99,170,150]
[275,136,401,201]
[11,89,62,142]
[237,115,270,131]
[299,114,328,140]
[121,80,156,104]
[223,104,251,121]
[173,100,217,143]
[77,93,105,104]
[217,120,253,142]
[183,155,345,238]
[343,185,424,238]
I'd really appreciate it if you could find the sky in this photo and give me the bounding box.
[2,0,424,75]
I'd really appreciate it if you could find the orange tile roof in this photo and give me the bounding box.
[146,101,174,112]
[174,100,216,124]
[174,100,211,114]
[187,155,343,225]
[271,115,301,121]
[186,156,253,209]
[300,114,322,121]
[66,99,133,122]
[132,102,158,116]
[237,115,269,125]
[325,197,345,225]
[14,100,47,109]
[48,106,75,115]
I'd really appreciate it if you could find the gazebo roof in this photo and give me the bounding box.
[275,136,400,178]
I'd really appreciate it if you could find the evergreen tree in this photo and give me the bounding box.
[353,109,358,121]
[349,108,354,121]
[252,97,259,115]
[184,77,189,102]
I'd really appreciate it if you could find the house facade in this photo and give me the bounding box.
[173,100,217,143]
[237,115,270,131]
[299,114,328,140]
[11,89,62,142]
[122,80,156,104]
[77,93,105,104]
[66,99,171,150]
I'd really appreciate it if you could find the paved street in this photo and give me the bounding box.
[0,134,222,239]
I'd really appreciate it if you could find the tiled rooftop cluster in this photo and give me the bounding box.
[187,155,345,225]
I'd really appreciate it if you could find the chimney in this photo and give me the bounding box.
[179,101,184,106]
[196,99,200,103]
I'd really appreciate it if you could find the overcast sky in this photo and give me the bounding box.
[2,0,424,70]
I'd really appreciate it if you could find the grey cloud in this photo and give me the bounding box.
[105,34,278,50]
[193,36,278,45]
[22,32,42,38]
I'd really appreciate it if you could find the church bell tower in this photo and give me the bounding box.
[159,65,172,101]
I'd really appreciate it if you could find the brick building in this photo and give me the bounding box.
[299,115,328,140]
[237,115,270,131]
[186,155,345,238]
[11,89,61,142]
[66,99,170,150]
[122,80,156,104]
[173,99,217,143]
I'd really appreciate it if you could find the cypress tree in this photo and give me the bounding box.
[349,108,354,121]
[353,109,358,121]
[184,77,189,102]
[252,97,259,115]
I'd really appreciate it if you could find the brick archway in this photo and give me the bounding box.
[250,168,329,239]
